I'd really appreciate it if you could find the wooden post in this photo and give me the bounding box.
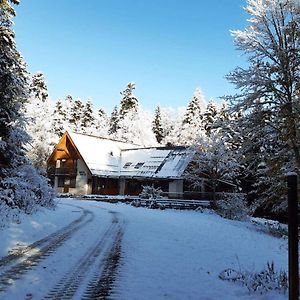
[287,174,299,300]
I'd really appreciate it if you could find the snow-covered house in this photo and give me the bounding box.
[47,132,193,197]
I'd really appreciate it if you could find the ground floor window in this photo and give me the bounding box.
[57,176,65,187]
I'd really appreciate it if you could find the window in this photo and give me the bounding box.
[57,177,65,187]
[123,162,132,169]
[56,160,61,168]
[70,177,76,188]
[134,162,145,169]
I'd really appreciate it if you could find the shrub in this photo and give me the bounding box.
[139,185,162,200]
[219,261,288,295]
[216,193,249,221]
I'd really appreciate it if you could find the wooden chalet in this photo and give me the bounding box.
[47,132,194,197]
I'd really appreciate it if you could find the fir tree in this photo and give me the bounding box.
[29,72,48,102]
[108,105,119,135]
[25,72,56,169]
[0,0,54,211]
[152,105,164,144]
[52,100,66,137]
[202,101,218,135]
[119,82,138,116]
[81,100,95,131]
[182,88,205,126]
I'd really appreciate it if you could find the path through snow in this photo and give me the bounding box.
[0,198,288,300]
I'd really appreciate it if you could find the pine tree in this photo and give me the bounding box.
[25,72,56,169]
[52,100,66,137]
[81,100,95,131]
[178,88,206,145]
[202,101,218,135]
[182,88,205,126]
[119,82,138,116]
[152,105,164,144]
[108,105,119,135]
[94,107,108,137]
[0,0,54,211]
[29,72,48,102]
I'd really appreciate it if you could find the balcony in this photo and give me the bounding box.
[55,167,77,176]
[47,167,77,177]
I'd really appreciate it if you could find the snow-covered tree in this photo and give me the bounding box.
[152,105,164,144]
[185,132,242,206]
[94,107,109,137]
[52,100,66,137]
[119,82,138,116]
[108,105,120,135]
[179,88,206,145]
[202,100,218,135]
[0,0,54,211]
[160,106,186,145]
[29,72,48,102]
[114,109,157,146]
[182,88,205,125]
[81,100,95,132]
[225,0,300,213]
[25,72,56,169]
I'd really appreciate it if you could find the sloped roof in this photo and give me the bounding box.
[68,132,193,179]
[69,132,140,177]
[120,147,192,179]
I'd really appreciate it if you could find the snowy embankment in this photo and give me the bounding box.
[0,198,288,300]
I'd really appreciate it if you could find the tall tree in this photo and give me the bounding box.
[25,72,56,169]
[226,0,300,175]
[182,88,205,125]
[81,100,95,132]
[0,0,54,211]
[179,88,206,145]
[152,105,164,144]
[108,105,119,135]
[225,0,300,214]
[202,101,218,135]
[29,72,48,102]
[119,82,138,116]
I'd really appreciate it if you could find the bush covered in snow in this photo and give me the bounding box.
[139,185,163,199]
[216,193,249,221]
[131,199,142,207]
[0,165,55,214]
[219,261,288,295]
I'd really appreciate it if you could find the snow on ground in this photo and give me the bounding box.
[0,198,288,300]
[0,200,80,259]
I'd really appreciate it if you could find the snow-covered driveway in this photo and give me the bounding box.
[0,198,288,300]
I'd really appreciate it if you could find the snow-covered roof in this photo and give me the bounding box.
[69,132,192,179]
[69,132,140,177]
[120,147,192,179]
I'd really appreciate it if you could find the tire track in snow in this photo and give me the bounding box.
[44,211,124,300]
[0,204,86,268]
[0,205,94,292]
[82,227,123,300]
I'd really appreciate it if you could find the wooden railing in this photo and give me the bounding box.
[47,167,77,177]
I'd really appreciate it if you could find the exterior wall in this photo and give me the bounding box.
[119,178,126,195]
[168,180,184,198]
[69,159,92,195]
[54,177,64,194]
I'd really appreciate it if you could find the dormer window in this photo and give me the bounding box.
[123,162,132,169]
[134,162,145,169]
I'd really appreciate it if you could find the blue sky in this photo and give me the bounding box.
[14,0,248,113]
